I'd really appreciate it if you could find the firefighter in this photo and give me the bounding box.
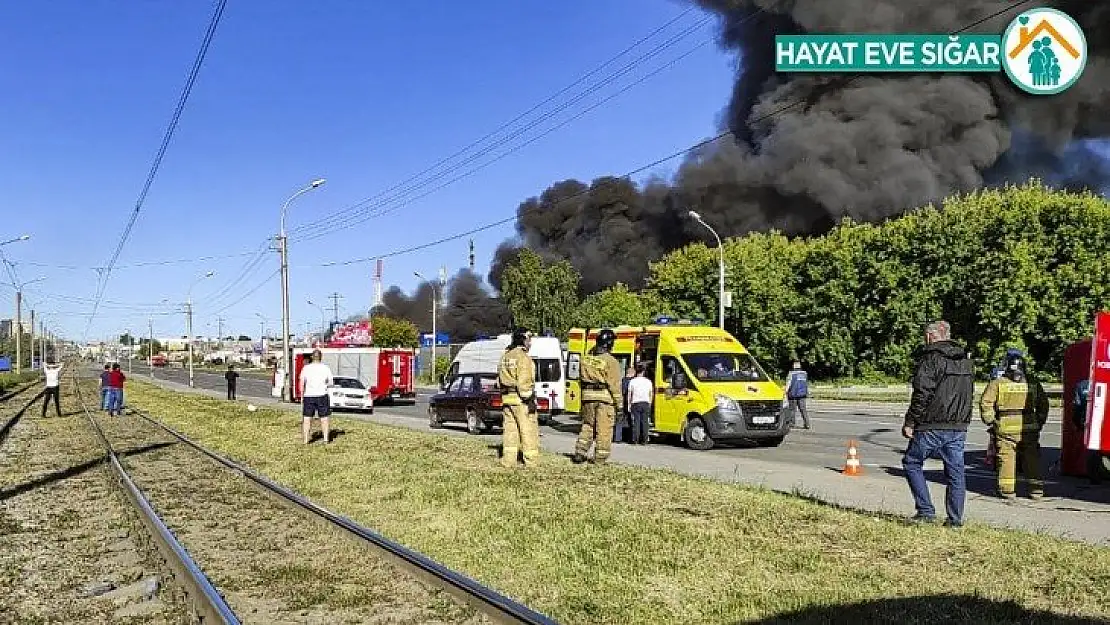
[572,328,624,465]
[980,352,1050,499]
[986,349,1024,468]
[498,327,539,468]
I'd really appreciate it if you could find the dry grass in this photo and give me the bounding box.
[125,380,1110,625]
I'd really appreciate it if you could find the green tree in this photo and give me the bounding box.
[137,339,163,360]
[573,283,668,328]
[370,316,419,348]
[119,333,136,346]
[500,248,581,335]
[645,180,1110,380]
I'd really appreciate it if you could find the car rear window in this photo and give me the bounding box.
[477,376,498,393]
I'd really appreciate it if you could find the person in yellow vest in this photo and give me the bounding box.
[979,352,1050,499]
[498,328,539,468]
[572,328,624,465]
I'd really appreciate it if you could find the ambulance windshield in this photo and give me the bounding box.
[682,353,768,383]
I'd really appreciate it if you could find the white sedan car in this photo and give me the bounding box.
[328,377,374,412]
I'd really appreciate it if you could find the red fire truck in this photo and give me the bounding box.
[284,346,417,404]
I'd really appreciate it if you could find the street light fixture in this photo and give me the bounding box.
[278,178,327,402]
[0,234,30,247]
[306,299,327,343]
[414,272,439,379]
[185,271,216,388]
[687,211,726,330]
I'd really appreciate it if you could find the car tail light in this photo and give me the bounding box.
[537,397,550,411]
[490,394,502,408]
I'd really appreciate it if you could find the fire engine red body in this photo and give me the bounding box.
[285,346,416,404]
[1061,311,1110,477]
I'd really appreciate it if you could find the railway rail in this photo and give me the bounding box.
[73,373,558,625]
[0,383,43,447]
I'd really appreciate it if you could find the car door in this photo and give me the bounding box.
[444,375,470,421]
[654,355,698,435]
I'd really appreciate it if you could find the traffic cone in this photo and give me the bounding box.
[843,440,863,476]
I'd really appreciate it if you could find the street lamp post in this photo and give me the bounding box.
[307,299,327,344]
[256,313,267,362]
[687,211,726,330]
[414,272,439,380]
[278,178,326,402]
[186,271,216,388]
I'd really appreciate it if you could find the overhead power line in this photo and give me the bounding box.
[303,1,1034,270]
[83,0,227,339]
[288,8,712,242]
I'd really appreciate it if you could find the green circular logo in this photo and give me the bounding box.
[1000,8,1087,95]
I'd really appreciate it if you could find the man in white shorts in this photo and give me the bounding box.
[299,349,334,444]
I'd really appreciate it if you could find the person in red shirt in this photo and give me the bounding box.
[106,363,126,416]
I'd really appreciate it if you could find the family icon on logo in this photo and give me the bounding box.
[1002,8,1087,95]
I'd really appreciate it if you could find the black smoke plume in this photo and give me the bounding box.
[492,0,1109,295]
[375,269,510,343]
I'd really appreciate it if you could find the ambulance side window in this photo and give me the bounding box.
[567,353,581,380]
[661,356,695,391]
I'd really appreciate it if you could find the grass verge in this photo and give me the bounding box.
[0,371,38,394]
[124,380,1109,625]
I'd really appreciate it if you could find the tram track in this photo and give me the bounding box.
[73,374,557,624]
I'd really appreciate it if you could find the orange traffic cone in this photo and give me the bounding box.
[843,440,863,476]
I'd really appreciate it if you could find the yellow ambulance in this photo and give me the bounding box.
[565,319,789,450]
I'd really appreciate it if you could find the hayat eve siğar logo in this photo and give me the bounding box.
[1001,8,1087,95]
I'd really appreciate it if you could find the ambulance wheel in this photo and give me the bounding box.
[466,408,483,435]
[428,407,443,429]
[683,417,714,451]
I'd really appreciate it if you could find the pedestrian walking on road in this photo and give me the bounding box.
[299,350,334,444]
[497,328,540,468]
[572,328,624,465]
[99,364,111,411]
[785,361,810,429]
[626,363,653,445]
[900,320,974,527]
[980,352,1050,499]
[41,361,64,417]
[106,363,126,417]
[225,364,239,400]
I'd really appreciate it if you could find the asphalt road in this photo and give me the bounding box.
[132,366,1068,483]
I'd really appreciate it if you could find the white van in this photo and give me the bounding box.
[443,334,567,417]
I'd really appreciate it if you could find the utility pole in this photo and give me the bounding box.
[14,291,21,374]
[328,292,342,327]
[469,239,475,270]
[29,309,35,369]
[217,317,224,344]
[186,301,195,387]
[148,317,154,372]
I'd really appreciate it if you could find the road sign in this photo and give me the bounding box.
[420,332,449,348]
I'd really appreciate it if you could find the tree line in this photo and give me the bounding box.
[370,182,1108,379]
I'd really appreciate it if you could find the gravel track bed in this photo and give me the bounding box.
[0,387,191,623]
[96,405,490,624]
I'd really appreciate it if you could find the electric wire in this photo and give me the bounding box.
[303,1,1035,269]
[83,0,227,339]
[288,6,706,240]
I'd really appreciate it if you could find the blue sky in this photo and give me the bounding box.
[0,1,735,342]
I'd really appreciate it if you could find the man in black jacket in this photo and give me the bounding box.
[901,320,974,527]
